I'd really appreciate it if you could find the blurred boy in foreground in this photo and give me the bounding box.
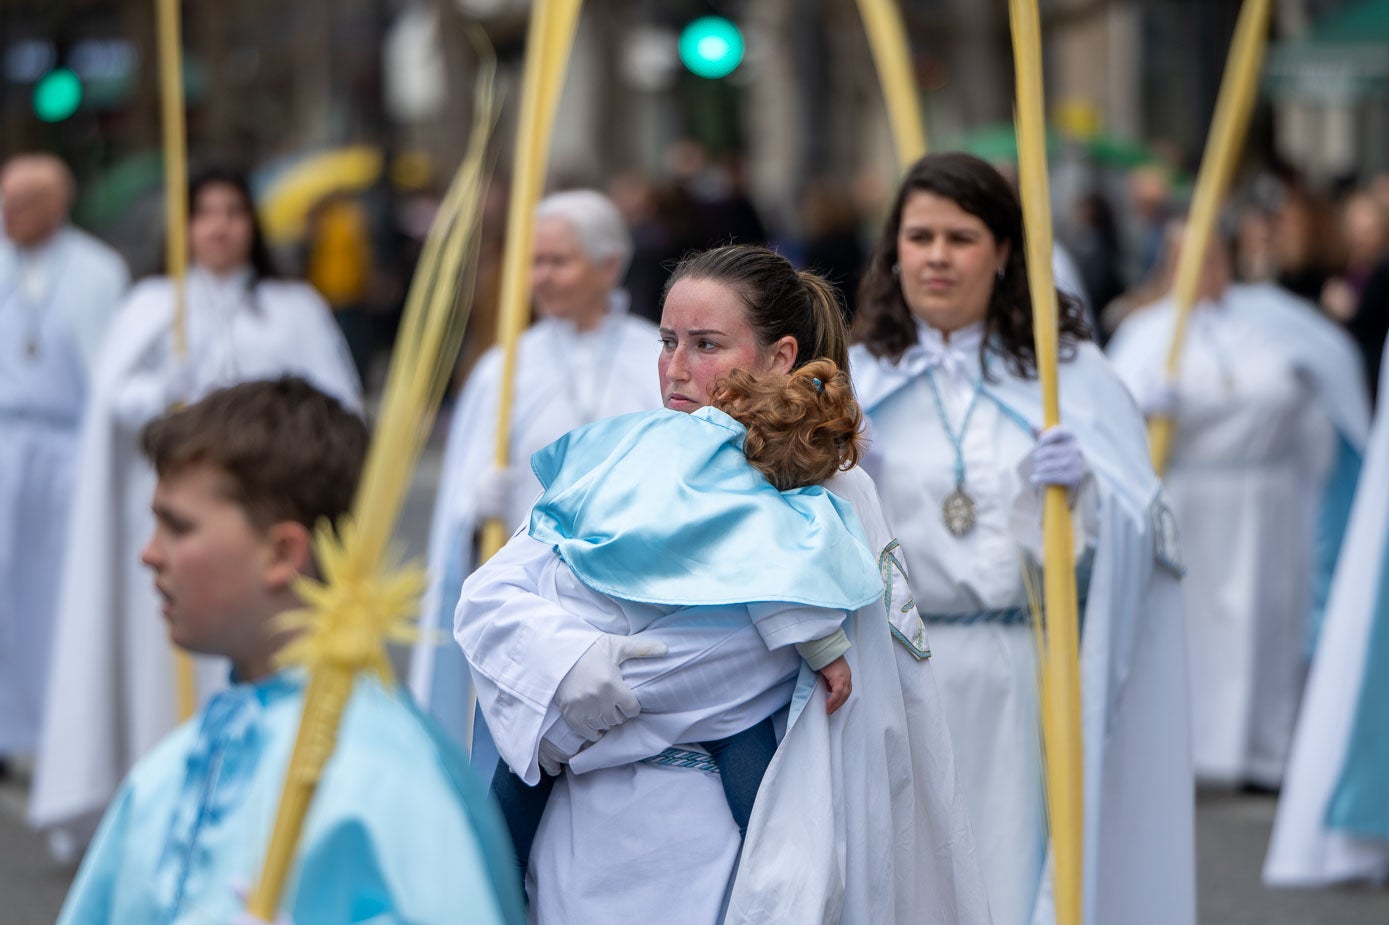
[57,376,522,925]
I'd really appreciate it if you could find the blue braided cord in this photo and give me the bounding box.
[923,368,984,489]
[642,747,721,775]
[923,559,1094,627]
[920,606,1034,626]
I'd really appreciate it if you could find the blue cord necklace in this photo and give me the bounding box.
[924,367,984,537]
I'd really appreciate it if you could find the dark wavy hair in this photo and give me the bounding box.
[662,244,850,371]
[853,152,1089,378]
[711,358,863,490]
[179,165,277,281]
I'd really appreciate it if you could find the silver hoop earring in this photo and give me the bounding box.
[996,266,1005,279]
[892,263,901,277]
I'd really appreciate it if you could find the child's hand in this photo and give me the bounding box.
[819,656,852,714]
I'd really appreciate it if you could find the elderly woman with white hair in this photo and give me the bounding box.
[411,189,663,769]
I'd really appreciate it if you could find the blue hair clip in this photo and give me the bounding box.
[811,377,824,392]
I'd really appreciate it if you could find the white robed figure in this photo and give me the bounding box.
[1264,342,1389,886]
[30,168,359,852]
[851,153,1194,925]
[55,379,523,925]
[1108,224,1369,788]
[0,155,129,759]
[457,246,989,924]
[410,190,661,768]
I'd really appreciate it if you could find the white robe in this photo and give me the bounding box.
[1107,284,1368,786]
[0,227,128,755]
[457,466,991,924]
[409,303,662,753]
[853,328,1195,925]
[29,268,360,850]
[1264,343,1389,886]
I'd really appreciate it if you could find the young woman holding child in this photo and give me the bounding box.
[455,244,990,924]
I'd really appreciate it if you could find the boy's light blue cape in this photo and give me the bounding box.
[527,406,881,611]
[56,671,524,925]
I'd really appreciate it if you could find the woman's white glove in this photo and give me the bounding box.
[1139,381,1179,418]
[554,634,669,741]
[538,736,574,776]
[473,465,522,521]
[1027,426,1088,494]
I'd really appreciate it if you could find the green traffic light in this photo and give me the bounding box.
[34,68,82,122]
[679,16,744,79]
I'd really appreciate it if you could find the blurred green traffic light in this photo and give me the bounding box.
[33,68,82,122]
[679,17,744,79]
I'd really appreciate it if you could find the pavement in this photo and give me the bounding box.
[8,774,1389,922]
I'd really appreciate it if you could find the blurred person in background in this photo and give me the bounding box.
[0,154,129,775]
[410,189,662,774]
[1067,191,1125,341]
[29,165,360,859]
[667,140,768,250]
[1320,190,1387,322]
[1325,189,1389,405]
[800,176,866,320]
[1235,206,1278,284]
[1121,164,1174,288]
[1108,220,1369,790]
[1273,186,1336,304]
[609,171,707,326]
[304,190,377,385]
[1265,337,1389,889]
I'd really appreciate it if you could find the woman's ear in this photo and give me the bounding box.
[766,335,799,375]
[263,521,314,592]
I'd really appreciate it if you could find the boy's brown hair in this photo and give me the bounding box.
[140,376,367,530]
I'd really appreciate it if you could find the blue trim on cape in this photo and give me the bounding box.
[1309,434,1363,654]
[1324,517,1389,841]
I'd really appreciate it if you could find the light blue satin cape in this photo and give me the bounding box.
[57,671,524,925]
[528,406,881,610]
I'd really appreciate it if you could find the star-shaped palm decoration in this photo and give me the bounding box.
[273,517,425,684]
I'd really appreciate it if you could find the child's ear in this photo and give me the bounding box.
[264,521,314,591]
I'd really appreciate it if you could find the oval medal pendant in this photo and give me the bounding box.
[942,487,977,537]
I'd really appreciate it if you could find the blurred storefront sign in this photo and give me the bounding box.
[1266,43,1389,103]
[1265,0,1389,103]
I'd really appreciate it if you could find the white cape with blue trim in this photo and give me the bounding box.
[1265,343,1389,885]
[1108,286,1368,785]
[725,466,991,924]
[853,341,1196,925]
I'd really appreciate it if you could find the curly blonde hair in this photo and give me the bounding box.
[710,358,864,491]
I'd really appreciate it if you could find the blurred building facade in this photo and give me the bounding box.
[1,0,1383,253]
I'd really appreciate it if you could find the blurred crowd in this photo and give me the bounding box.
[268,139,1389,414]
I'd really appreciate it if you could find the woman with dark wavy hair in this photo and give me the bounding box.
[851,152,1195,925]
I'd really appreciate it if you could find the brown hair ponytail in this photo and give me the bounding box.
[711,358,864,491]
[664,245,850,371]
